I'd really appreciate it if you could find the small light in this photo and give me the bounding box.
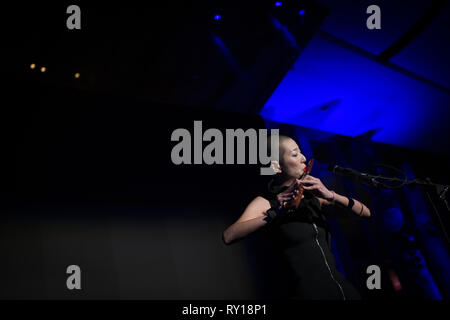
[30,63,36,70]
[275,2,282,7]
[40,67,46,72]
[299,9,305,15]
[214,14,221,21]
[74,72,80,79]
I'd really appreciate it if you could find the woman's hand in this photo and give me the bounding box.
[275,180,303,212]
[298,175,333,201]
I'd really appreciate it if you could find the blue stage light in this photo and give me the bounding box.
[260,32,450,151]
[275,2,282,6]
[214,14,221,21]
[299,9,305,15]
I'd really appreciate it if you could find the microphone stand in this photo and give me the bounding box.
[356,172,450,247]
[361,173,449,210]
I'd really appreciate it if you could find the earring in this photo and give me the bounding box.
[270,160,282,174]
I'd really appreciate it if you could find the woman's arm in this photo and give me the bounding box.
[222,197,270,245]
[223,215,270,245]
[319,192,371,218]
[300,175,371,218]
[223,180,300,244]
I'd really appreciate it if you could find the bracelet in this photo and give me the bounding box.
[265,208,278,221]
[264,200,281,224]
[347,198,355,210]
[359,203,364,216]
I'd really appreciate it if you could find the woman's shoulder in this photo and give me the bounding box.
[235,196,271,223]
[250,196,271,210]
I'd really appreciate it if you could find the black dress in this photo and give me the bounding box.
[263,180,361,300]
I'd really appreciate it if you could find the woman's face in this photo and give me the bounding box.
[280,138,307,179]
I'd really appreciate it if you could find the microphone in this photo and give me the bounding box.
[328,164,380,188]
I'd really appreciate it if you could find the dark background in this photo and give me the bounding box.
[2,1,450,299]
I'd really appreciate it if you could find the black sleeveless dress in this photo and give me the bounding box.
[263,180,361,300]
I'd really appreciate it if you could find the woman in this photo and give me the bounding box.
[222,135,371,300]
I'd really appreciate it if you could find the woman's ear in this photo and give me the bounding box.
[270,160,282,174]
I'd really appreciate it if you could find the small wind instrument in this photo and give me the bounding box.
[286,158,314,209]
